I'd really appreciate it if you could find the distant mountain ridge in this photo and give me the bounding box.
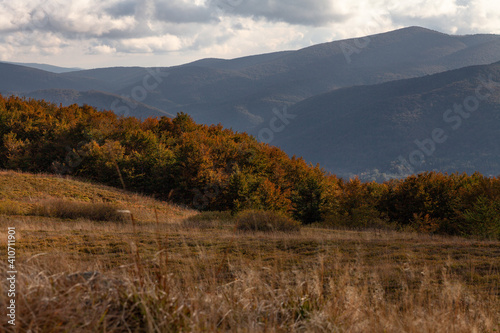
[1,61,83,73]
[0,62,110,93]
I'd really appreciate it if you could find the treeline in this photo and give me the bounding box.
[0,95,498,239]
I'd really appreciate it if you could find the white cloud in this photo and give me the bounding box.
[389,0,458,19]
[0,44,15,60]
[90,44,117,55]
[118,34,183,53]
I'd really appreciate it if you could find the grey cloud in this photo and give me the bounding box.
[154,1,216,24]
[4,0,216,40]
[104,0,137,17]
[210,0,350,26]
[103,0,217,24]
[455,0,470,6]
[232,22,245,30]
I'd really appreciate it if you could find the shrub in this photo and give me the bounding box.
[0,200,25,216]
[235,210,301,232]
[323,207,394,231]
[31,199,126,222]
[410,213,444,234]
[182,211,233,229]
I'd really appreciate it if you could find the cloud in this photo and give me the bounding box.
[89,44,117,55]
[0,43,15,61]
[0,0,499,68]
[117,34,184,53]
[154,1,215,24]
[210,0,351,26]
[104,0,137,18]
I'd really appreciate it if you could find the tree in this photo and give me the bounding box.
[292,175,325,224]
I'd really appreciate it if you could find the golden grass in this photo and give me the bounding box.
[0,170,195,222]
[0,171,499,332]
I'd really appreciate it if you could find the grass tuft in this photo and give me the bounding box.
[0,199,25,216]
[182,211,233,229]
[235,210,301,232]
[31,199,127,222]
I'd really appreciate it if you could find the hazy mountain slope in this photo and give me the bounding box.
[435,39,500,69]
[273,62,500,178]
[61,67,154,92]
[24,89,175,118]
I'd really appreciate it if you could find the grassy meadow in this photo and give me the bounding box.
[0,171,499,332]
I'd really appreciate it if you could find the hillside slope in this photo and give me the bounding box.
[0,170,192,220]
[273,61,500,179]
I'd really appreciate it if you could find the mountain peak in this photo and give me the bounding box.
[365,26,448,41]
[396,26,444,34]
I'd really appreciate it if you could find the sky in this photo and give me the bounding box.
[1,0,499,69]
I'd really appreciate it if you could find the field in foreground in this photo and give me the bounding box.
[0,172,499,332]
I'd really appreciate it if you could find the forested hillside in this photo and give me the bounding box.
[275,61,500,178]
[0,95,498,238]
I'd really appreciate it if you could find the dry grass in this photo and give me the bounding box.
[0,171,499,332]
[0,214,498,332]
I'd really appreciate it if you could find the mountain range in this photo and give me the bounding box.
[274,61,500,179]
[1,26,500,178]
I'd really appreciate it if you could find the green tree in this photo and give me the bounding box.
[292,175,325,224]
